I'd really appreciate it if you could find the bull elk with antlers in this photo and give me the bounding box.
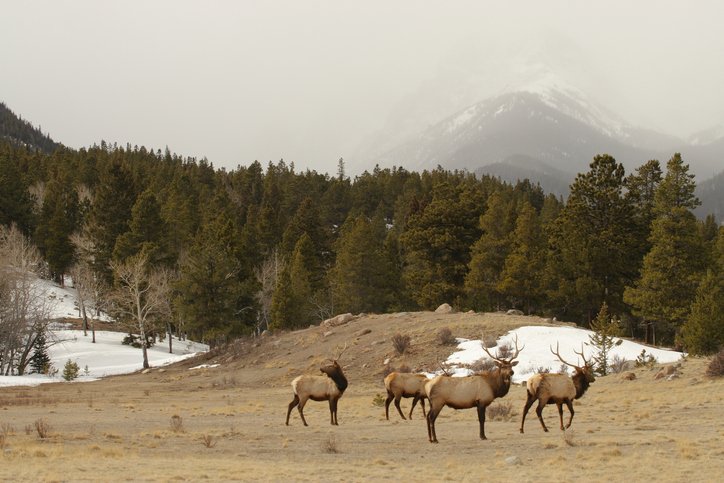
[520,342,595,433]
[286,343,348,426]
[425,336,523,443]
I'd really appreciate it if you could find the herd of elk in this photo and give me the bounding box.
[284,336,596,444]
[425,336,523,443]
[520,342,595,433]
[384,372,430,420]
[285,343,348,426]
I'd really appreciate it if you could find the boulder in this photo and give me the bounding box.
[321,313,356,327]
[435,303,455,314]
[506,309,525,316]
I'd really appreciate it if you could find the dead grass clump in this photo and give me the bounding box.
[486,401,515,421]
[481,333,498,348]
[609,354,628,374]
[321,433,341,453]
[201,434,217,448]
[34,418,52,438]
[1,422,14,436]
[170,414,185,433]
[561,429,580,447]
[706,347,724,378]
[436,327,456,346]
[391,333,411,355]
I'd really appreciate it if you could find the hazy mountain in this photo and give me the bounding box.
[695,168,724,223]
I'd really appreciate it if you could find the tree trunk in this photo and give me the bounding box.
[167,318,173,354]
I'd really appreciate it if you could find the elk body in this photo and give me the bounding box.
[384,372,430,420]
[425,337,523,443]
[520,343,595,433]
[286,344,348,426]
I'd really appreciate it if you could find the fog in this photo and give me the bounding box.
[2,1,723,176]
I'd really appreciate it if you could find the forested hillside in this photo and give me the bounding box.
[2,134,724,376]
[0,102,59,154]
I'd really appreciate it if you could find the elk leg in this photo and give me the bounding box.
[520,392,535,433]
[557,402,565,430]
[286,394,300,425]
[427,408,439,443]
[409,395,419,419]
[394,395,406,420]
[564,399,574,429]
[420,398,427,418]
[329,398,339,425]
[477,404,488,440]
[535,399,549,432]
[384,391,394,420]
[297,396,309,426]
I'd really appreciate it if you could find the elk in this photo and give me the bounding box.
[384,372,430,420]
[520,342,595,433]
[286,343,348,426]
[425,336,523,443]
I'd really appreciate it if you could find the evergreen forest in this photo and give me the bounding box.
[2,119,724,374]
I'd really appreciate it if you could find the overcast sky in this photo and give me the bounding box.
[2,1,723,176]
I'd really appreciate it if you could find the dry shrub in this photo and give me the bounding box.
[380,363,412,379]
[609,354,627,374]
[706,347,724,378]
[466,358,496,373]
[486,401,514,421]
[481,333,498,348]
[535,366,552,374]
[35,418,52,438]
[170,414,185,433]
[1,422,14,436]
[391,333,411,355]
[436,328,456,346]
[495,343,513,359]
[201,434,217,448]
[321,434,340,454]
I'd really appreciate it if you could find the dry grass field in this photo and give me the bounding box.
[1,311,723,482]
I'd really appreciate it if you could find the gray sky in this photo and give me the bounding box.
[2,1,723,176]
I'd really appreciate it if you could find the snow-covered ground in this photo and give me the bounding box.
[443,325,683,384]
[0,276,208,387]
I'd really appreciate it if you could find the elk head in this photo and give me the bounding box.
[551,342,595,383]
[482,335,524,384]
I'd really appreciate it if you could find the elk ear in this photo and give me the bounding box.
[511,361,519,366]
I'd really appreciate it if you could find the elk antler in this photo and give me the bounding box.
[551,342,586,369]
[331,342,348,362]
[482,334,524,362]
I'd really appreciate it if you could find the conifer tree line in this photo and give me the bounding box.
[2,138,723,365]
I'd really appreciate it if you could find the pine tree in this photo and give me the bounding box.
[113,189,174,267]
[402,182,483,310]
[466,192,512,311]
[270,234,317,330]
[681,270,724,355]
[0,146,36,235]
[331,214,392,314]
[30,329,51,374]
[624,154,706,343]
[546,154,637,324]
[497,202,546,314]
[587,303,622,376]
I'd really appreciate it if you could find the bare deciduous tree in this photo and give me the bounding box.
[109,253,171,369]
[0,224,58,375]
[253,249,285,334]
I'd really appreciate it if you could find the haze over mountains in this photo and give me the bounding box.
[350,39,724,209]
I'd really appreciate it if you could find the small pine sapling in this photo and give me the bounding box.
[587,303,622,376]
[62,359,80,381]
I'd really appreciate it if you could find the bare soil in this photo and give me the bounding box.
[1,311,722,482]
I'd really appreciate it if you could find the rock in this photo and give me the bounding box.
[261,330,270,337]
[321,313,356,327]
[354,328,372,337]
[323,331,334,337]
[622,360,637,371]
[467,310,476,314]
[435,303,455,314]
[622,372,636,381]
[663,364,678,376]
[506,309,525,316]
[505,456,522,466]
[158,368,166,373]
[142,369,151,374]
[667,374,679,381]
[654,371,665,380]
[383,358,391,365]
